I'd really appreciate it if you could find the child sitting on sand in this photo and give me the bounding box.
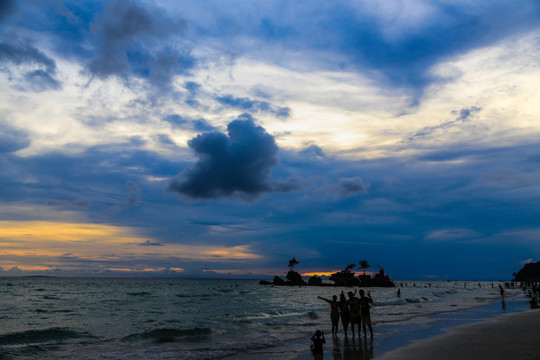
[310,330,325,354]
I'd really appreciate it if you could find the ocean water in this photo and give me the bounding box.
[0,277,530,359]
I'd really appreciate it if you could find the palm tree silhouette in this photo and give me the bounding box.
[288,257,299,271]
[344,264,356,273]
[359,260,370,275]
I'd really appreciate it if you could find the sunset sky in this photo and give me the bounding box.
[1,0,539,280]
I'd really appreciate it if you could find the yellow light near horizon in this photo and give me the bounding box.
[0,221,138,244]
[12,265,51,272]
[301,271,340,277]
[205,245,261,259]
[0,220,262,273]
[301,271,375,277]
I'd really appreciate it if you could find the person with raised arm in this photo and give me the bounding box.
[358,289,374,337]
[318,295,340,338]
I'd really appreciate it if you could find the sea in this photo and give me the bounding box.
[0,277,531,359]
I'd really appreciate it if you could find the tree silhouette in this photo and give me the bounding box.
[359,260,370,275]
[288,257,299,271]
[344,263,356,273]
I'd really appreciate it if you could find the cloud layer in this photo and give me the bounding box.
[0,0,539,279]
[169,115,288,199]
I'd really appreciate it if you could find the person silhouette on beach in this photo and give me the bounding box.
[347,291,361,337]
[311,330,326,355]
[499,285,505,297]
[339,292,350,336]
[358,289,374,337]
[318,295,340,337]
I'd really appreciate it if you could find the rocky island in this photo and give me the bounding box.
[259,258,396,287]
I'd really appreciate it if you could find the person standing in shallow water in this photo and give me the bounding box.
[338,292,350,336]
[358,289,374,337]
[318,295,340,338]
[347,291,361,337]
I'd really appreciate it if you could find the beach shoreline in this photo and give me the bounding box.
[375,308,540,360]
[290,293,533,360]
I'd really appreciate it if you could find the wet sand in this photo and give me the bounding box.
[227,298,535,360]
[376,308,540,360]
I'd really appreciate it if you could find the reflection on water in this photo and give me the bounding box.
[321,337,374,360]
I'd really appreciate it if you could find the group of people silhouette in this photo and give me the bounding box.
[318,289,374,339]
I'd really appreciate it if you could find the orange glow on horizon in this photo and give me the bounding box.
[0,220,261,273]
[9,265,52,271]
[301,271,375,277]
[169,267,184,272]
[301,271,340,277]
[205,245,261,259]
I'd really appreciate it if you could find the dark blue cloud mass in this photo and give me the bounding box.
[86,0,193,88]
[169,114,296,199]
[0,123,30,153]
[185,1,540,96]
[0,36,61,91]
[4,0,538,98]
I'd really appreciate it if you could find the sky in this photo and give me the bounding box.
[0,0,539,280]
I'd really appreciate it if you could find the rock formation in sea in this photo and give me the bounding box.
[259,262,396,287]
[513,261,540,282]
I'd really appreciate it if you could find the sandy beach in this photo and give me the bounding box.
[376,308,540,360]
[229,293,535,360]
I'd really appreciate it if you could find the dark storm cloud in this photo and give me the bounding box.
[0,124,30,153]
[87,0,193,87]
[216,94,290,118]
[169,114,293,199]
[0,37,61,91]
